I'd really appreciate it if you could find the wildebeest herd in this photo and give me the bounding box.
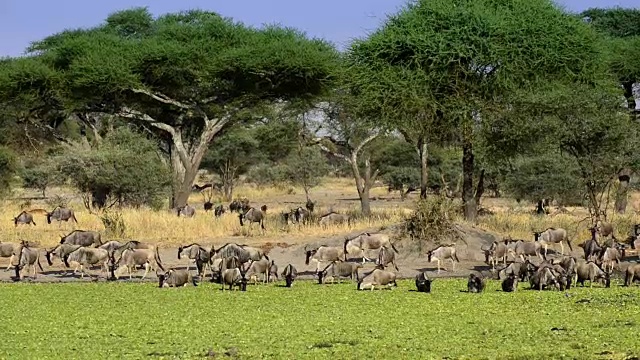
[6,203,640,293]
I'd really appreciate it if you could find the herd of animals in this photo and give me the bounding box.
[5,204,640,293]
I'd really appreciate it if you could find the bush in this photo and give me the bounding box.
[402,196,462,253]
[21,160,61,197]
[0,146,17,198]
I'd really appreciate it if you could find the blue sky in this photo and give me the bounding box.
[1,0,638,57]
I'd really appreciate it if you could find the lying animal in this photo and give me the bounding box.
[158,269,198,287]
[357,268,397,291]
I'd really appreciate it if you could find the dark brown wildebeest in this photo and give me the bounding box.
[13,211,36,227]
[229,198,251,213]
[203,202,213,212]
[427,245,459,273]
[214,205,226,218]
[534,228,572,256]
[579,227,603,261]
[501,273,518,292]
[415,271,433,293]
[60,230,102,247]
[239,205,267,230]
[467,273,486,293]
[46,207,78,225]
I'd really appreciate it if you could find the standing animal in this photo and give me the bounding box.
[229,199,251,213]
[427,245,459,273]
[45,243,82,268]
[113,247,164,280]
[13,211,36,227]
[501,273,518,292]
[177,204,196,218]
[305,199,315,213]
[13,241,43,280]
[624,263,640,286]
[64,246,110,278]
[467,273,486,293]
[595,220,617,242]
[598,245,624,273]
[318,212,350,228]
[305,245,345,272]
[575,261,609,288]
[529,267,560,291]
[0,241,19,271]
[239,205,267,230]
[317,261,362,284]
[376,246,399,271]
[60,230,102,247]
[212,243,268,264]
[46,207,78,225]
[415,272,433,293]
[357,268,397,291]
[497,262,528,282]
[178,243,212,277]
[344,233,397,263]
[220,267,248,291]
[579,227,603,261]
[158,269,198,287]
[214,205,226,218]
[482,241,508,269]
[534,228,572,256]
[509,240,545,262]
[98,241,124,254]
[203,202,213,212]
[281,264,298,287]
[245,259,275,284]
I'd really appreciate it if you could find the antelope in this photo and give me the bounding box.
[344,232,397,263]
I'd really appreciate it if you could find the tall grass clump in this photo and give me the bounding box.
[401,196,462,253]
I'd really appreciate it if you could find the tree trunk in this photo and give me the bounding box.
[418,139,428,199]
[348,153,378,216]
[462,137,477,222]
[220,160,235,202]
[615,169,632,214]
[474,169,485,209]
[536,200,546,215]
[623,81,637,115]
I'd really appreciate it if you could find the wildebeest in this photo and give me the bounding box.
[0,241,19,271]
[529,267,560,291]
[624,263,640,286]
[45,243,82,268]
[220,267,248,291]
[60,230,102,247]
[46,207,78,225]
[427,245,459,273]
[245,259,275,284]
[575,261,609,288]
[305,245,345,272]
[158,269,198,287]
[229,198,251,213]
[114,247,164,280]
[501,273,518,292]
[305,199,315,213]
[497,261,528,282]
[178,243,212,277]
[482,241,509,269]
[214,205,226,218]
[13,211,36,227]
[284,207,310,225]
[318,212,350,228]
[595,220,617,241]
[357,268,397,291]
[344,232,397,263]
[376,246,399,271]
[579,227,603,261]
[64,246,110,278]
[177,204,196,218]
[534,228,572,256]
[13,241,43,280]
[281,264,298,287]
[557,256,577,286]
[598,245,624,273]
[211,243,268,265]
[467,273,486,293]
[98,241,124,254]
[203,201,213,212]
[509,240,545,262]
[415,271,433,293]
[239,205,267,230]
[317,261,362,284]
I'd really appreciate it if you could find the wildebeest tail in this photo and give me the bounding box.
[71,212,78,223]
[390,242,399,254]
[453,251,460,262]
[37,257,44,272]
[343,239,349,259]
[63,254,70,268]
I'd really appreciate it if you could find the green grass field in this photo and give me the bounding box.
[1,279,639,359]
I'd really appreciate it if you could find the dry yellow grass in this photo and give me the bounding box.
[2,179,409,248]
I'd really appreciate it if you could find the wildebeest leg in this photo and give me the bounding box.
[6,255,14,271]
[560,242,564,256]
[141,263,150,280]
[451,258,456,272]
[437,259,441,274]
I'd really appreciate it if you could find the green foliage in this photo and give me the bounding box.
[581,7,640,38]
[21,160,60,197]
[3,279,637,358]
[0,146,17,198]
[247,163,289,187]
[253,119,299,163]
[56,128,171,209]
[201,127,261,179]
[402,196,461,252]
[283,146,330,196]
[503,153,583,205]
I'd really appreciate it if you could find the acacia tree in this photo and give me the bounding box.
[347,0,606,221]
[0,8,338,208]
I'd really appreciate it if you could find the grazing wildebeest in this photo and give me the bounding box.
[0,241,19,271]
[529,267,560,291]
[415,272,433,293]
[344,232,397,263]
[214,205,226,218]
[317,261,362,284]
[598,245,624,273]
[357,268,397,291]
[114,247,164,280]
[509,240,545,262]
[467,273,486,293]
[60,230,102,247]
[13,211,36,227]
[13,241,43,280]
[46,207,78,225]
[575,261,610,288]
[239,205,267,230]
[624,263,640,286]
[557,257,577,288]
[305,245,345,272]
[427,245,459,273]
[64,246,110,278]
[501,273,518,292]
[177,204,196,218]
[497,261,528,282]
[318,212,350,228]
[482,241,508,269]
[376,246,399,271]
[220,267,248,291]
[245,259,275,284]
[45,243,82,268]
[178,243,212,277]
[534,228,572,256]
[579,227,603,261]
[281,264,298,287]
[211,243,267,265]
[158,269,198,287]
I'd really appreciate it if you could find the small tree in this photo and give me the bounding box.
[0,146,17,198]
[284,146,329,201]
[21,160,58,197]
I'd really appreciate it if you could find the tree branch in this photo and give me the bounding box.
[131,88,192,110]
[355,132,379,155]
